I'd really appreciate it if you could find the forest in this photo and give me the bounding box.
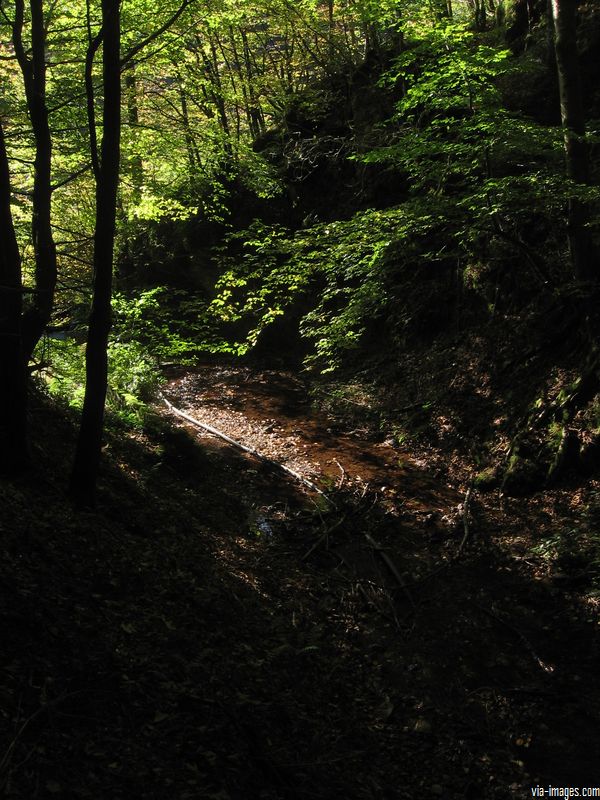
[1,0,600,796]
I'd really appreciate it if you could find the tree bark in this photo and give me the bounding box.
[176,69,201,174]
[0,121,29,473]
[124,61,144,202]
[550,0,597,287]
[210,35,235,162]
[13,0,58,364]
[70,0,120,506]
[240,28,265,138]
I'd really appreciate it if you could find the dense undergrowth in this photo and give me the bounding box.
[53,13,597,494]
[34,7,600,490]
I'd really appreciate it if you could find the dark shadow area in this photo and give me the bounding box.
[2,371,599,799]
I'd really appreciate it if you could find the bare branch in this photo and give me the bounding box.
[121,0,194,67]
[51,162,92,192]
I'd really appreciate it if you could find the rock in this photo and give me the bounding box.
[579,434,600,475]
[413,718,432,734]
[502,453,545,496]
[547,428,581,483]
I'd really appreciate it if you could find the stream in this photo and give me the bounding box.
[162,362,460,518]
[159,363,600,791]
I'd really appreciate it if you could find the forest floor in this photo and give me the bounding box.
[1,356,600,799]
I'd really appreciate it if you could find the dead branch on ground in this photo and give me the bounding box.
[160,393,335,504]
[365,533,416,609]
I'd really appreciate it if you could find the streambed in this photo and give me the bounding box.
[162,362,458,516]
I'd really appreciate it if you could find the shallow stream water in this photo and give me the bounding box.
[163,363,458,517]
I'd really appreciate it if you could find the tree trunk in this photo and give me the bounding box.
[241,29,265,138]
[124,61,143,202]
[176,69,200,174]
[0,122,29,474]
[550,0,597,287]
[204,37,234,165]
[432,0,451,20]
[13,0,58,364]
[70,0,121,506]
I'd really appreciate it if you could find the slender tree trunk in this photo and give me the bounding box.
[240,29,265,138]
[0,121,28,474]
[327,0,335,61]
[176,69,201,175]
[550,0,596,287]
[204,38,233,164]
[70,0,120,506]
[431,0,451,21]
[124,61,143,202]
[12,0,58,364]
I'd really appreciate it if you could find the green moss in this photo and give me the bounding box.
[473,467,498,492]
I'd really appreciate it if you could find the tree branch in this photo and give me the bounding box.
[85,15,104,182]
[120,0,194,67]
[51,162,92,192]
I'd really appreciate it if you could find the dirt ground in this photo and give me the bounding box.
[1,360,599,799]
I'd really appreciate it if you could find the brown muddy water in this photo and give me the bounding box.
[162,363,459,517]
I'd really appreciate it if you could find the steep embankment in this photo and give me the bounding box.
[3,365,599,798]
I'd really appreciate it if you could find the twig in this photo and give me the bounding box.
[356,582,400,629]
[397,401,431,414]
[301,533,329,562]
[365,533,416,608]
[160,393,335,505]
[300,515,346,561]
[455,482,474,558]
[470,601,555,675]
[317,389,370,408]
[406,561,451,586]
[0,691,85,780]
[333,459,346,489]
